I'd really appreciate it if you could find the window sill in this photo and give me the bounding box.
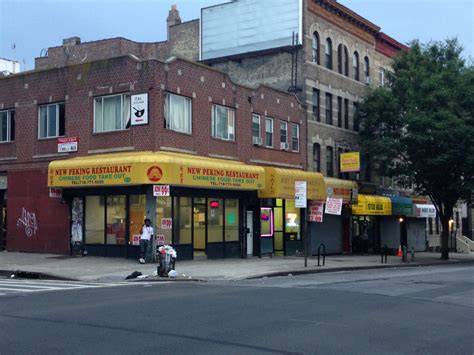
[92,129,129,136]
[165,129,193,136]
[0,140,15,145]
[38,135,65,141]
[211,137,236,144]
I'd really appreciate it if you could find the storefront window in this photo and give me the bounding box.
[129,195,146,246]
[260,207,273,237]
[106,195,126,245]
[174,197,192,244]
[85,196,104,244]
[225,199,239,242]
[208,198,223,243]
[156,196,172,245]
[285,200,300,240]
[274,206,284,252]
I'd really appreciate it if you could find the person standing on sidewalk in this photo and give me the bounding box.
[139,219,153,264]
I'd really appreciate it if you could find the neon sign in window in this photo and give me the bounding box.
[260,207,274,237]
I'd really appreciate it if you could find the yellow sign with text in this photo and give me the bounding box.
[48,152,265,190]
[340,152,360,173]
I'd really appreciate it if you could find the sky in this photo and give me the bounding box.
[0,0,472,71]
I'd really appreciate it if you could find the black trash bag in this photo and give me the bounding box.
[125,271,142,280]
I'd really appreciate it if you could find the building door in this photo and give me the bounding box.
[193,199,207,258]
[0,190,6,250]
[246,211,253,256]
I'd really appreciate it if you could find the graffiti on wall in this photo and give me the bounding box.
[16,208,38,237]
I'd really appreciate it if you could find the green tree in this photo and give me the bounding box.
[356,39,474,259]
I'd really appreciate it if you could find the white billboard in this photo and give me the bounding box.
[201,0,302,61]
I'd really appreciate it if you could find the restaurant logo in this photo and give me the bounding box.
[147,166,163,182]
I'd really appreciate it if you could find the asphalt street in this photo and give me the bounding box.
[0,264,472,354]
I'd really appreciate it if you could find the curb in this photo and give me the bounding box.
[244,259,474,280]
[0,269,79,281]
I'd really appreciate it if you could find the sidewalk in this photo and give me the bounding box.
[1,251,473,282]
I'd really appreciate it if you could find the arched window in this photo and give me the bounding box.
[364,56,370,80]
[325,38,333,70]
[312,32,320,64]
[337,44,343,74]
[312,143,321,172]
[344,46,349,76]
[353,51,360,81]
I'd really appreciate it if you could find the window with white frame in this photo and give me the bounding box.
[252,114,261,140]
[280,121,287,145]
[378,68,385,87]
[38,103,65,138]
[291,124,299,152]
[94,93,130,133]
[0,110,15,142]
[265,117,273,147]
[165,93,192,133]
[212,104,235,140]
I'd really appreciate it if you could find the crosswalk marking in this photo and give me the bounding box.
[0,278,129,296]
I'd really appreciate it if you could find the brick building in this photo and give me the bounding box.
[0,51,325,259]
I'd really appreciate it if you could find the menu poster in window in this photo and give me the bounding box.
[325,197,343,215]
[161,218,172,229]
[132,234,141,246]
[308,202,324,223]
[155,234,165,245]
[131,93,148,126]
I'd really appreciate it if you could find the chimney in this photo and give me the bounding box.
[167,4,182,40]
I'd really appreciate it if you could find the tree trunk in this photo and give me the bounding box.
[440,216,450,260]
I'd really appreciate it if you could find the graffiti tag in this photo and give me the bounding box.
[16,208,38,237]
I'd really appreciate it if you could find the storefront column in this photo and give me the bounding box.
[146,185,157,262]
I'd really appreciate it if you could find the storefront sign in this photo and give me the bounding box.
[325,197,343,215]
[132,234,141,246]
[259,167,326,201]
[131,93,148,126]
[309,202,324,223]
[153,185,170,196]
[57,137,78,153]
[340,152,360,173]
[155,234,165,245]
[48,152,265,190]
[295,181,307,208]
[414,204,436,218]
[161,218,172,229]
[49,188,62,198]
[352,194,392,216]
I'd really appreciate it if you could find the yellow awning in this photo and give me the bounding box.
[324,177,358,203]
[48,151,265,190]
[258,167,326,201]
[352,194,392,215]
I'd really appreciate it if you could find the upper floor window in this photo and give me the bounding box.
[39,102,65,138]
[280,121,288,145]
[312,32,320,64]
[0,110,15,142]
[378,67,385,87]
[325,93,333,125]
[291,124,299,152]
[94,94,130,133]
[313,143,321,172]
[353,102,360,132]
[337,44,343,74]
[344,99,349,129]
[265,117,273,148]
[364,56,370,82]
[165,93,192,134]
[353,51,360,81]
[337,96,343,128]
[344,46,349,76]
[325,38,333,70]
[252,113,261,141]
[326,146,334,177]
[212,104,235,141]
[312,88,320,121]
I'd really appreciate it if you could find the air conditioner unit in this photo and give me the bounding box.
[365,76,371,85]
[252,137,262,146]
[280,142,289,150]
